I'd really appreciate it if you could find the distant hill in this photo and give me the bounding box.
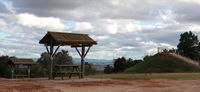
[31,58,113,71]
[32,58,39,62]
[73,58,113,71]
[73,58,112,64]
[32,58,112,63]
[125,53,200,73]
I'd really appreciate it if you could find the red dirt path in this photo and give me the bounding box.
[1,78,200,92]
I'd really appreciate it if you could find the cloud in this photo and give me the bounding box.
[74,22,93,31]
[0,2,10,13]
[91,35,110,41]
[9,0,172,21]
[0,19,6,26]
[16,13,65,30]
[2,0,200,60]
[9,0,200,23]
[174,2,200,23]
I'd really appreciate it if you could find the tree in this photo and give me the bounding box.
[0,56,12,78]
[113,57,127,72]
[31,64,47,77]
[104,65,113,74]
[37,52,49,70]
[133,59,143,65]
[126,58,134,68]
[84,62,96,75]
[163,48,177,53]
[54,50,73,65]
[35,50,73,77]
[112,57,143,73]
[177,31,200,60]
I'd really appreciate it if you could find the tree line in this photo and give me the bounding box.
[104,57,142,74]
[0,50,96,78]
[105,31,200,74]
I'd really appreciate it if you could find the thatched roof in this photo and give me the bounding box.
[39,32,97,46]
[8,58,36,65]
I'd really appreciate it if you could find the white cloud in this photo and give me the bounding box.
[92,35,109,40]
[135,37,141,41]
[140,41,158,47]
[106,23,118,34]
[16,13,65,30]
[124,23,141,32]
[74,22,93,31]
[115,46,135,51]
[178,0,200,4]
[146,48,157,54]
[159,43,176,48]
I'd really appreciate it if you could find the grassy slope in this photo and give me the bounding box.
[125,54,200,73]
[88,73,200,79]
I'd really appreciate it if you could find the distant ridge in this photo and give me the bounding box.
[73,58,112,63]
[32,58,113,63]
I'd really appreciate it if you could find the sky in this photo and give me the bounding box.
[0,0,200,60]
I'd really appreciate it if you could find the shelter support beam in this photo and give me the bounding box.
[75,46,91,78]
[81,46,85,78]
[28,66,30,78]
[45,44,60,79]
[11,67,14,79]
[49,45,54,79]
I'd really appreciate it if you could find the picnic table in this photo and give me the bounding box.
[53,65,82,80]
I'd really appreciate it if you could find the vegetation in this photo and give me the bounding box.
[0,56,12,78]
[113,57,142,73]
[125,54,200,73]
[177,31,200,60]
[113,57,127,72]
[104,65,113,74]
[0,50,97,78]
[85,62,96,75]
[31,50,74,77]
[103,57,142,74]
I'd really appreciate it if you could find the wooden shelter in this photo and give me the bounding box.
[39,31,97,79]
[8,58,36,78]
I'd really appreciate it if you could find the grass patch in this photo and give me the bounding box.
[88,73,200,79]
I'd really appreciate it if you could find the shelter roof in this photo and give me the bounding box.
[8,58,36,65]
[39,32,97,46]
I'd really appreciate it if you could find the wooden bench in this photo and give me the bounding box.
[54,65,82,80]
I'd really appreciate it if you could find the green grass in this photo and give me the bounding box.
[125,55,200,73]
[88,73,200,79]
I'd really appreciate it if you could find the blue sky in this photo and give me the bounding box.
[1,0,200,60]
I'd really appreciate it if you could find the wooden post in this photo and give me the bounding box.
[45,44,60,80]
[75,46,91,78]
[49,45,54,79]
[11,67,14,79]
[28,65,30,78]
[81,46,85,78]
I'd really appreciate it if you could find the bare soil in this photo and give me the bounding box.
[1,78,200,92]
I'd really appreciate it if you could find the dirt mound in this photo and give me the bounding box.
[157,53,199,66]
[125,53,200,73]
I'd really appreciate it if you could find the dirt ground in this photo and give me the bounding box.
[1,78,200,92]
